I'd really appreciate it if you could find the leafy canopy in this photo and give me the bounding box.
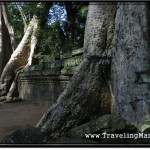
[7,2,88,63]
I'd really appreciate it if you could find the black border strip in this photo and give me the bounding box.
[0,0,150,2]
[1,143,150,147]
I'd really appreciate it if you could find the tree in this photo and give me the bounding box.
[0,2,15,76]
[111,2,150,124]
[35,2,88,62]
[37,2,150,137]
[37,2,117,138]
[0,2,52,100]
[64,2,88,49]
[7,2,38,45]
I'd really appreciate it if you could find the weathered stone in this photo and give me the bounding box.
[136,127,150,144]
[137,121,150,132]
[42,69,61,76]
[29,63,43,71]
[63,57,76,67]
[72,48,83,56]
[19,69,61,77]
[68,114,137,138]
[61,52,72,59]
[18,75,70,105]
[1,125,46,144]
[17,46,83,104]
[75,56,83,66]
[61,66,77,75]
[19,71,43,77]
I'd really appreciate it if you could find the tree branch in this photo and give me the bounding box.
[16,3,28,33]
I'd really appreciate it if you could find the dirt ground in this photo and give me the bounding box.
[0,100,49,141]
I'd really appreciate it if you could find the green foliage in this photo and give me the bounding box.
[35,2,88,63]
[35,22,62,57]
[7,2,38,45]
[6,2,88,63]
[33,53,54,64]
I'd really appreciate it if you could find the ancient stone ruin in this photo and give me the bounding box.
[18,48,83,105]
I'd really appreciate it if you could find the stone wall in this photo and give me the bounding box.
[18,48,83,105]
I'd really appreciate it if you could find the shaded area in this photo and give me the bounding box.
[0,100,48,141]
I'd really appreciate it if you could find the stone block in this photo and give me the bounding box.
[63,57,76,67]
[69,114,137,138]
[137,121,150,132]
[29,63,43,71]
[60,52,72,59]
[75,56,83,66]
[42,69,60,76]
[61,66,77,75]
[72,48,83,56]
[1,125,46,144]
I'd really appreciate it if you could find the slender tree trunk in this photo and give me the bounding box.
[111,2,150,124]
[67,4,75,44]
[37,2,117,138]
[16,4,28,33]
[0,3,14,76]
[2,2,16,51]
[0,6,4,75]
[65,3,77,47]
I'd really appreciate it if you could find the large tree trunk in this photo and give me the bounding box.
[111,2,150,125]
[0,3,52,100]
[0,16,39,98]
[0,3,14,76]
[37,2,117,138]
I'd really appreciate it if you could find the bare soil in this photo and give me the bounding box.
[0,100,48,141]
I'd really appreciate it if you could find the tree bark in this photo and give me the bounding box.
[1,2,16,51]
[37,2,117,138]
[111,2,150,125]
[0,6,4,76]
[0,3,14,76]
[0,3,52,100]
[0,16,38,97]
[65,3,75,45]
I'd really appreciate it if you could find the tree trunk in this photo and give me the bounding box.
[66,3,75,45]
[16,4,28,33]
[0,3,14,76]
[0,6,4,76]
[0,3,52,100]
[37,2,117,138]
[0,16,39,97]
[111,2,150,125]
